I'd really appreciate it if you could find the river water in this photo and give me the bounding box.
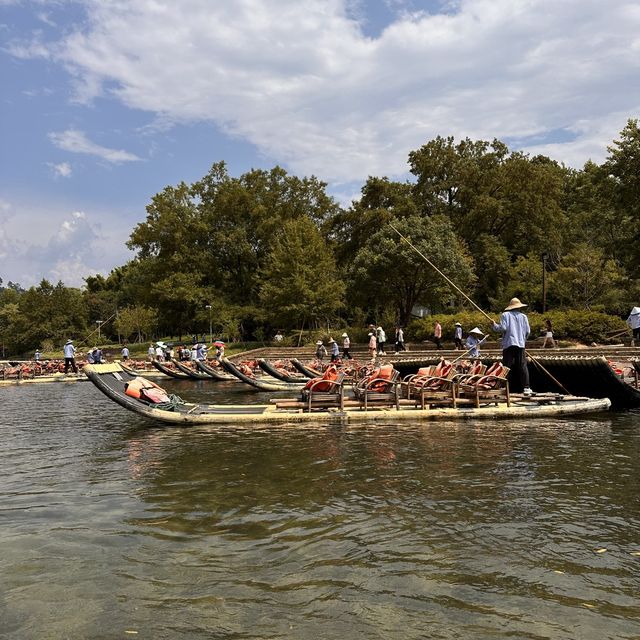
[1,379,639,639]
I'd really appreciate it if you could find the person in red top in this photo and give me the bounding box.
[434,321,443,350]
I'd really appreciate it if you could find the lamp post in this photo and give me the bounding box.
[541,253,548,313]
[96,320,103,342]
[205,305,212,343]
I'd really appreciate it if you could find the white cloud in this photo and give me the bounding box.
[48,161,73,177]
[49,129,142,163]
[13,0,640,181]
[0,198,134,287]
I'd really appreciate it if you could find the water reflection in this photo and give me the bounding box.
[1,382,639,639]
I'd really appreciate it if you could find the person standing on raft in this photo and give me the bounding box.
[63,339,78,374]
[492,298,532,396]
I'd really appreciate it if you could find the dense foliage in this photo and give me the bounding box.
[2,120,639,355]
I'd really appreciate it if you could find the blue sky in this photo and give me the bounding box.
[1,0,639,287]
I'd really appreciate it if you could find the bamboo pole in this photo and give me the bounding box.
[389,223,570,394]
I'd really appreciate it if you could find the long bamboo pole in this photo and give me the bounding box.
[389,223,570,394]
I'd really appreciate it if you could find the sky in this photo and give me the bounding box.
[1,0,639,288]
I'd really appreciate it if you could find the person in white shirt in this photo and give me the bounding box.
[63,339,77,373]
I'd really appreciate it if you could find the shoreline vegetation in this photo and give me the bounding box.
[2,121,640,359]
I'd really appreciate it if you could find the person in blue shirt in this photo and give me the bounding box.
[453,322,463,350]
[465,327,484,357]
[492,297,532,395]
[63,339,78,373]
[328,338,340,362]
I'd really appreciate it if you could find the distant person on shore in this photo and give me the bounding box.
[395,326,406,353]
[148,343,155,361]
[541,318,556,349]
[341,332,352,359]
[121,345,130,360]
[453,322,463,350]
[329,338,340,362]
[34,349,41,363]
[627,307,640,346]
[315,340,328,362]
[214,341,225,361]
[465,327,484,357]
[434,321,443,350]
[376,326,387,355]
[63,339,78,374]
[274,331,284,342]
[367,332,377,360]
[492,297,532,396]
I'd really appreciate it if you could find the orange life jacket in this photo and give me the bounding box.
[125,376,170,403]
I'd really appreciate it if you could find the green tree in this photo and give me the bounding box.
[349,215,476,325]
[551,244,626,311]
[259,218,345,329]
[114,306,158,343]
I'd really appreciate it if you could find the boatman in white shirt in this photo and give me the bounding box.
[492,297,532,396]
[63,339,78,374]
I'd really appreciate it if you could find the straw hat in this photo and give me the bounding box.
[504,297,527,311]
[65,339,73,344]
[341,332,348,337]
[469,327,484,336]
[328,338,335,343]
[454,322,462,326]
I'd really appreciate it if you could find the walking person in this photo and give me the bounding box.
[541,318,556,349]
[63,339,78,374]
[328,338,340,362]
[147,343,155,361]
[394,326,406,353]
[341,333,352,359]
[434,321,443,350]
[492,297,532,396]
[315,340,328,362]
[376,326,387,355]
[121,344,130,360]
[34,348,41,363]
[367,332,377,361]
[626,307,640,346]
[453,322,463,350]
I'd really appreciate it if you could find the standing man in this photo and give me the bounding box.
[394,326,406,353]
[341,332,352,359]
[453,322,463,350]
[147,343,155,361]
[121,344,130,360]
[492,297,532,396]
[34,348,42,363]
[63,339,78,374]
[434,321,443,350]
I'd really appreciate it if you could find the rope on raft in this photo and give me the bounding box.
[154,394,186,412]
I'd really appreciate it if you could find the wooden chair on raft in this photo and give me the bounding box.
[455,361,511,407]
[300,366,346,411]
[402,360,457,409]
[353,364,400,410]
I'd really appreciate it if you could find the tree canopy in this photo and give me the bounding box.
[2,122,639,355]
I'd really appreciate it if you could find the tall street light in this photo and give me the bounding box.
[205,305,212,343]
[96,320,103,342]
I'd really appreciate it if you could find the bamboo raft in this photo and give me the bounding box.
[84,363,611,426]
